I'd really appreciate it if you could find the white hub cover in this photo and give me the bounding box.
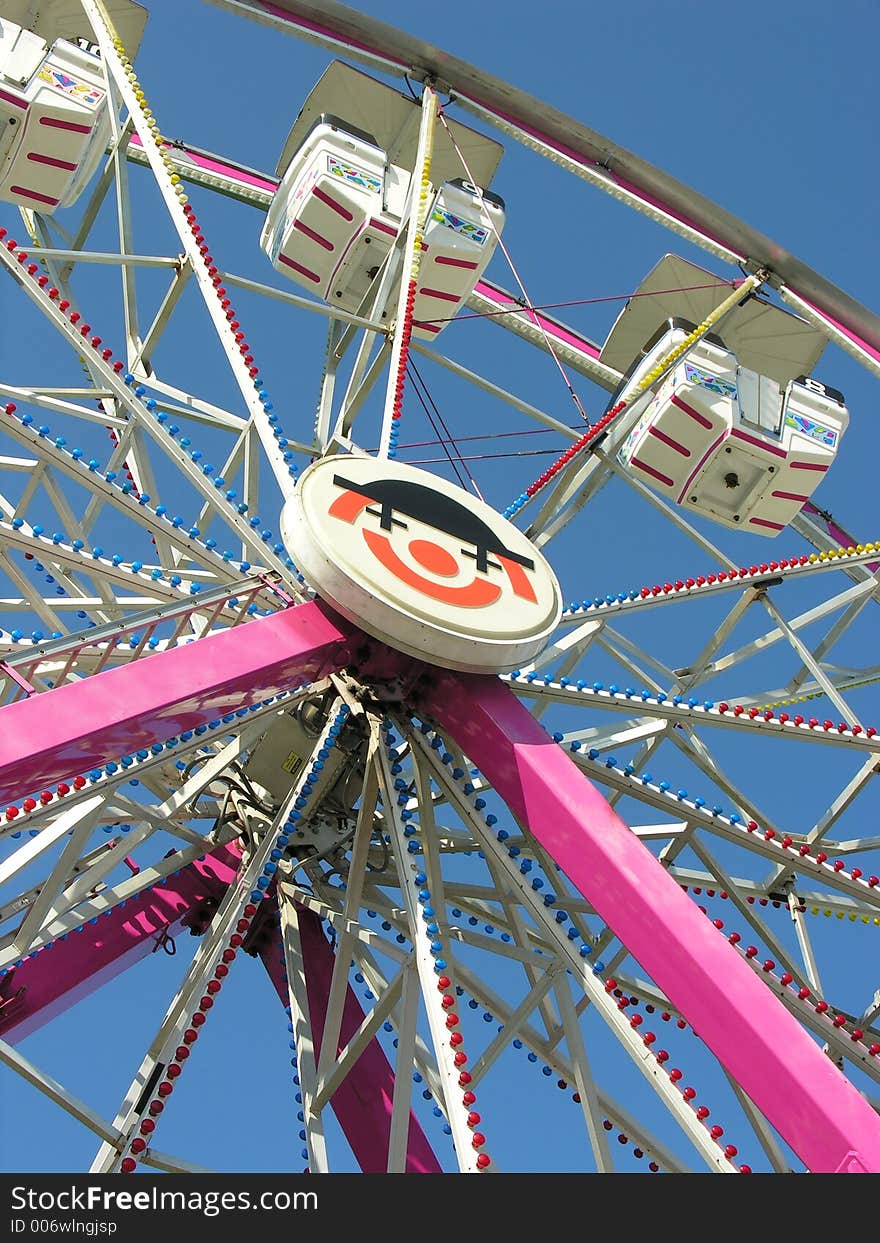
[281,456,562,673]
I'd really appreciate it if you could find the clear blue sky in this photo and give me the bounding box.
[1,0,878,1174]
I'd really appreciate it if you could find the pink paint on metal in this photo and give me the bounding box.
[671,393,713,429]
[27,152,78,171]
[630,457,674,488]
[0,845,241,1042]
[731,428,786,458]
[611,172,734,254]
[648,425,691,456]
[9,185,59,206]
[278,252,321,282]
[368,217,397,237]
[0,661,36,696]
[0,600,354,801]
[258,910,442,1173]
[312,185,354,221]
[801,501,879,572]
[748,516,785,531]
[0,88,27,109]
[257,2,411,70]
[791,291,880,368]
[38,117,91,134]
[418,287,461,303]
[676,431,727,503]
[473,280,604,360]
[127,134,279,195]
[434,255,478,269]
[420,671,880,1173]
[292,218,335,250]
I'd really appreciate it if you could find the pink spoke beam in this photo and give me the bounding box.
[257,909,442,1174]
[418,670,880,1174]
[1,846,439,1173]
[0,601,355,801]
[0,845,242,1042]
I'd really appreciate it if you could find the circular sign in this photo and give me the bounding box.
[281,456,562,673]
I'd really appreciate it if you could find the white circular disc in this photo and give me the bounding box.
[281,456,562,673]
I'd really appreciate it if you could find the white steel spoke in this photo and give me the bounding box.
[788,893,825,996]
[723,1073,791,1174]
[314,731,381,1085]
[0,1037,124,1148]
[386,962,420,1172]
[554,975,615,1172]
[376,739,482,1172]
[759,592,862,728]
[277,891,330,1173]
[88,717,335,1172]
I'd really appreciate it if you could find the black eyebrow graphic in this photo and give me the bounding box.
[333,474,535,572]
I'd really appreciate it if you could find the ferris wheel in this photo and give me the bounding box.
[2,0,880,1176]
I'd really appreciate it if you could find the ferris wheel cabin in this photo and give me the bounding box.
[603,255,847,535]
[0,2,146,214]
[260,61,506,338]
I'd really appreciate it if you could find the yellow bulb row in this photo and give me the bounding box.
[628,272,763,402]
[760,670,880,711]
[108,33,188,206]
[809,543,878,560]
[808,907,880,925]
[754,545,880,708]
[758,691,824,710]
[411,90,438,282]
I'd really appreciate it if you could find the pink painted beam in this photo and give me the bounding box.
[0,600,355,801]
[0,845,241,1041]
[258,910,442,1174]
[421,670,880,1174]
[473,279,604,362]
[1,845,439,1174]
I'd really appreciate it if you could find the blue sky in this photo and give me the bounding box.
[1,0,879,1174]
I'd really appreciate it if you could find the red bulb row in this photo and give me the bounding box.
[5,775,89,821]
[0,232,131,379]
[119,913,251,1172]
[390,279,418,425]
[183,205,259,382]
[715,699,876,741]
[672,894,880,1061]
[524,399,626,499]
[723,926,880,1062]
[436,974,491,1170]
[681,883,807,912]
[627,550,869,607]
[602,976,744,1169]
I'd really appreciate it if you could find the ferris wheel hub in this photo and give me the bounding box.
[281,456,561,674]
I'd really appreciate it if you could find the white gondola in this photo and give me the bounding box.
[260,62,505,336]
[616,325,848,534]
[0,3,145,213]
[602,255,847,535]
